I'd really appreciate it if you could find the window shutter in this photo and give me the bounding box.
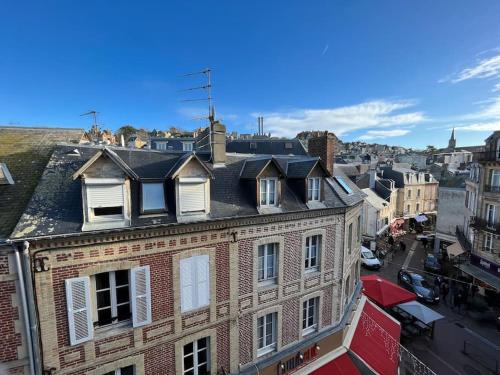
[180,258,194,312]
[87,184,124,208]
[65,277,93,346]
[196,255,210,307]
[180,182,205,212]
[130,266,152,327]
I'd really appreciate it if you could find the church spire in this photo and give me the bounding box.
[448,127,456,150]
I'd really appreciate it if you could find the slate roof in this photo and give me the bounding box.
[0,126,84,241]
[335,164,360,177]
[10,145,364,240]
[286,159,321,179]
[226,139,307,156]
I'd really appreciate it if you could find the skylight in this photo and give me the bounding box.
[335,176,352,194]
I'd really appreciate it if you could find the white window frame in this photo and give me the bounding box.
[94,271,131,327]
[484,233,494,253]
[141,182,166,213]
[104,365,135,375]
[84,178,127,223]
[486,204,496,228]
[302,297,319,336]
[156,142,167,150]
[307,177,321,201]
[491,170,500,188]
[180,255,210,313]
[305,235,320,273]
[258,243,278,286]
[182,337,210,375]
[260,178,278,207]
[182,142,194,152]
[178,177,209,215]
[257,312,277,357]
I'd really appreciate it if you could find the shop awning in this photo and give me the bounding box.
[310,353,360,375]
[361,275,417,308]
[446,242,464,257]
[349,299,401,375]
[458,263,500,291]
[396,301,444,325]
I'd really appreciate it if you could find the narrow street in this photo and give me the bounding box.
[361,234,500,375]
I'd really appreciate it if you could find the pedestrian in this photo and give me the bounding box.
[441,282,449,305]
[399,241,406,252]
[388,235,394,251]
[454,289,463,313]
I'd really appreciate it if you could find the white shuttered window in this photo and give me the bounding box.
[65,277,93,346]
[130,266,152,327]
[179,181,206,213]
[87,184,124,208]
[180,255,210,312]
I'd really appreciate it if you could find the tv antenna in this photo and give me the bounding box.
[179,68,213,121]
[81,110,99,133]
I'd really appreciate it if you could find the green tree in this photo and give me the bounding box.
[116,125,137,142]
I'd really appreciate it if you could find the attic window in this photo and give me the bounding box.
[285,142,293,149]
[141,182,166,213]
[178,177,208,214]
[83,179,128,229]
[307,177,321,201]
[0,163,14,185]
[182,142,194,152]
[250,142,257,150]
[334,176,353,195]
[260,178,277,207]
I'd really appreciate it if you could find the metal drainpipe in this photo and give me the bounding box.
[13,243,36,375]
[21,241,43,375]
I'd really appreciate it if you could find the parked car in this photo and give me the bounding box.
[423,254,442,274]
[360,247,381,270]
[398,269,439,304]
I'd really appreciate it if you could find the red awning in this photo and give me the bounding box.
[349,300,401,375]
[361,275,416,308]
[310,353,361,375]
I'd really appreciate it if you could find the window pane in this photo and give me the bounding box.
[268,180,276,204]
[94,206,123,216]
[97,290,111,308]
[95,272,110,290]
[198,348,207,364]
[97,307,112,325]
[117,303,131,321]
[183,354,194,371]
[260,180,267,205]
[115,270,129,286]
[116,286,130,304]
[198,337,207,349]
[184,342,194,356]
[142,183,165,211]
[198,365,208,375]
[121,366,134,375]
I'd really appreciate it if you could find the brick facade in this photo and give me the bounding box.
[26,205,361,375]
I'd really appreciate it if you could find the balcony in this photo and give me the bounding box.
[484,184,500,193]
[455,226,472,252]
[473,151,500,163]
[469,216,500,234]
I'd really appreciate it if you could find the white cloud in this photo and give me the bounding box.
[256,99,425,138]
[453,122,500,132]
[358,129,411,140]
[446,53,500,83]
[493,83,500,92]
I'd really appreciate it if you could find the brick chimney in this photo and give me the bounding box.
[197,111,226,166]
[308,131,335,175]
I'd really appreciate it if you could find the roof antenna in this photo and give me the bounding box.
[81,110,100,136]
[179,68,213,122]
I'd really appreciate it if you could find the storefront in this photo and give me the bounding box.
[458,255,500,293]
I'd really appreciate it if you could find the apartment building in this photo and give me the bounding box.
[380,167,438,220]
[3,122,372,375]
[0,126,85,375]
[460,131,500,293]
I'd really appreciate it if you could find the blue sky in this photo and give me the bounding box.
[1,1,500,149]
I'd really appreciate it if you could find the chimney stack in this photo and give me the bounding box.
[307,131,335,175]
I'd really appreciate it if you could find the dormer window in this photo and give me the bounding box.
[86,180,126,223]
[307,177,321,201]
[182,142,194,152]
[260,178,277,207]
[141,182,166,213]
[178,178,209,214]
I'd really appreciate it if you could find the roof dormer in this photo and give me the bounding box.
[240,157,285,214]
[286,159,330,209]
[168,153,213,223]
[72,148,137,231]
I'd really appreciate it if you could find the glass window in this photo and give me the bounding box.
[407,190,411,199]
[416,203,420,212]
[305,235,320,271]
[356,216,361,242]
[307,178,321,201]
[183,142,194,152]
[491,170,500,189]
[95,271,130,327]
[334,176,352,194]
[302,297,319,335]
[257,313,277,356]
[486,204,496,227]
[347,223,353,253]
[183,337,210,375]
[141,183,165,212]
[417,189,421,198]
[260,178,277,206]
[103,365,134,375]
[258,244,277,284]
